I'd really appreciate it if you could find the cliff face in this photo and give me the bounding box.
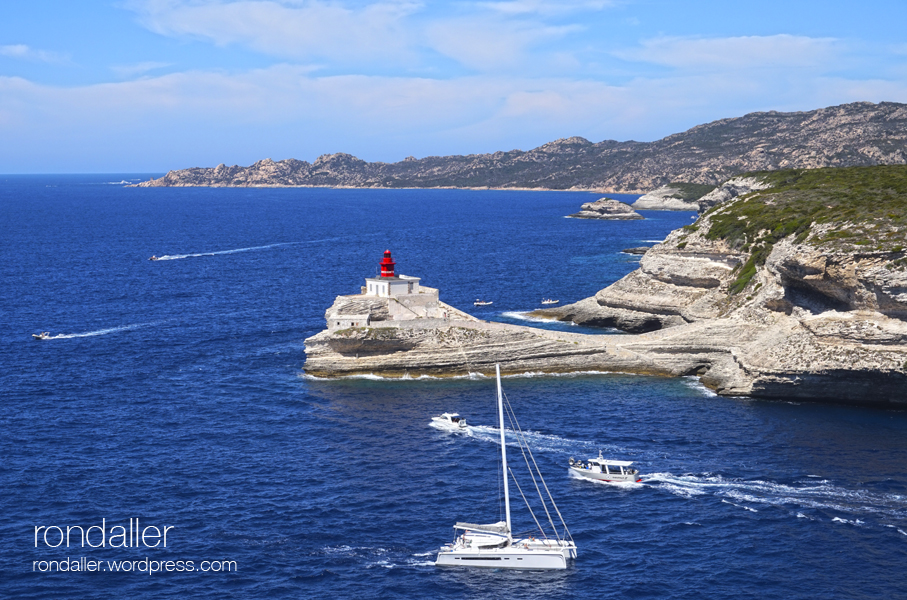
[632,182,716,210]
[305,166,907,406]
[137,101,907,193]
[535,166,907,404]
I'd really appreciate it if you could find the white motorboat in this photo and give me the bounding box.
[473,299,493,306]
[540,299,559,305]
[569,451,641,483]
[32,331,51,340]
[431,412,468,430]
[435,365,577,570]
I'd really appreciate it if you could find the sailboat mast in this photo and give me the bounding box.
[496,364,512,540]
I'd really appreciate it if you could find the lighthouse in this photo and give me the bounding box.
[364,250,421,298]
[379,250,396,277]
[326,249,448,330]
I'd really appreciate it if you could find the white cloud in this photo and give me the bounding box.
[3,62,907,172]
[128,0,421,65]
[425,18,580,71]
[125,0,599,73]
[0,44,69,64]
[617,34,840,70]
[473,0,617,16]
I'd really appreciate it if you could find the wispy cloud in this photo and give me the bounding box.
[127,0,421,65]
[4,62,907,171]
[425,18,580,71]
[111,61,172,78]
[125,0,603,73]
[0,44,69,64]
[617,34,840,70]
[473,0,617,16]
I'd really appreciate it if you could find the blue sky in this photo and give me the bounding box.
[2,1,907,173]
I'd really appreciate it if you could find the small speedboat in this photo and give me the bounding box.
[569,451,641,483]
[474,299,493,306]
[32,331,52,340]
[431,412,469,430]
[541,299,559,305]
[149,255,159,261]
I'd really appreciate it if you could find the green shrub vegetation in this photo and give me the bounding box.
[667,182,717,201]
[702,165,907,293]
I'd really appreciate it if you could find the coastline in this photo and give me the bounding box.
[130,180,645,194]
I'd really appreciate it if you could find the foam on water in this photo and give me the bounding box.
[152,241,299,260]
[302,370,622,382]
[33,321,157,339]
[467,424,604,455]
[644,472,907,526]
[501,311,557,323]
[722,499,759,512]
[151,236,361,261]
[680,376,718,397]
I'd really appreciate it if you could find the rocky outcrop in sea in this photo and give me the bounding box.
[567,198,643,219]
[136,101,907,193]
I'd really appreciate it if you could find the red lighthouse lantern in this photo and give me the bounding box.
[379,250,396,278]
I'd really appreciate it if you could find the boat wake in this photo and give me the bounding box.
[645,472,907,527]
[151,242,298,261]
[150,236,355,261]
[316,544,436,569]
[468,424,604,455]
[33,322,157,340]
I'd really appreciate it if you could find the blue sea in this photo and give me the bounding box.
[2,174,906,599]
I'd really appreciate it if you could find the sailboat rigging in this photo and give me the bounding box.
[434,364,577,570]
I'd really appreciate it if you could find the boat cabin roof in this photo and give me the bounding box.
[441,412,460,418]
[588,458,633,467]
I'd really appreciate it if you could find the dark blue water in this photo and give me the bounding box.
[2,175,905,599]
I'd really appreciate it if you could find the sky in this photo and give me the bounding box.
[2,1,907,173]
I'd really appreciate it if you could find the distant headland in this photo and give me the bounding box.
[137,101,907,193]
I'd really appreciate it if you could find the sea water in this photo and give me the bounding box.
[1,175,905,599]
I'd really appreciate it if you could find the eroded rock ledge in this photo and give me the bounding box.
[305,167,907,406]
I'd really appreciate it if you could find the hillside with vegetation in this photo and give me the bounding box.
[533,164,907,403]
[138,101,907,193]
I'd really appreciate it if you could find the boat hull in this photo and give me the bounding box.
[570,466,640,483]
[435,548,567,570]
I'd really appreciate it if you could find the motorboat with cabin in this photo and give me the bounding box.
[569,451,641,483]
[435,365,577,570]
[431,412,468,431]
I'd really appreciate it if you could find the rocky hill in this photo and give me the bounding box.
[305,165,907,405]
[138,101,907,192]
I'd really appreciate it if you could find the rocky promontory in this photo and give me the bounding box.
[305,165,907,406]
[567,198,643,219]
[631,183,716,211]
[137,101,907,193]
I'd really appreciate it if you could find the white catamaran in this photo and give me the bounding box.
[435,365,577,570]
